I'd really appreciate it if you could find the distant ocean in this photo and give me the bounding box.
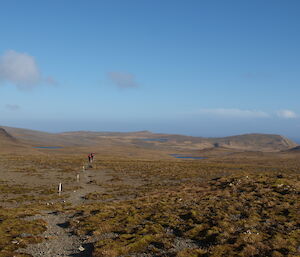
[292,138,300,144]
[33,146,63,149]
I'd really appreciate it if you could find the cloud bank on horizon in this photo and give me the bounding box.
[0,50,56,90]
[197,108,270,118]
[277,110,298,119]
[197,108,298,119]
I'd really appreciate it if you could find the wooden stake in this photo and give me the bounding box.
[58,183,62,195]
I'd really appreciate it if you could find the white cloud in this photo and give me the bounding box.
[0,50,56,90]
[277,110,298,119]
[197,108,270,118]
[5,104,20,111]
[107,71,139,89]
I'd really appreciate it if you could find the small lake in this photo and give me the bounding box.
[170,154,207,160]
[140,138,168,142]
[33,146,63,149]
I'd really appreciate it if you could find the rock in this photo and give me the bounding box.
[20,233,33,237]
[78,246,85,251]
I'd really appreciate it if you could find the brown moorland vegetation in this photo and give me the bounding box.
[0,150,299,257]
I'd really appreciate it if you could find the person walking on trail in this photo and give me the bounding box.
[91,153,95,162]
[88,154,91,163]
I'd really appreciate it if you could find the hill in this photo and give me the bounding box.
[208,133,297,151]
[130,133,297,152]
[0,127,17,141]
[1,126,298,154]
[286,145,300,152]
[0,127,31,153]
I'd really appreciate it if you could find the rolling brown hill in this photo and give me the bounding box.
[0,127,17,142]
[0,127,34,153]
[129,132,297,152]
[1,126,298,154]
[207,133,297,151]
[286,145,300,152]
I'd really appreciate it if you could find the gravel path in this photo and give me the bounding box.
[18,211,90,257]
[17,166,107,257]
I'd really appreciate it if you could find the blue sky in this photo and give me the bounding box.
[0,0,299,139]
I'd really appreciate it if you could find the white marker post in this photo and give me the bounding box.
[58,183,62,196]
[82,165,85,172]
[76,174,80,182]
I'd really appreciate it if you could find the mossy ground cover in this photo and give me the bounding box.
[0,206,47,257]
[0,180,66,256]
[0,154,299,256]
[70,158,300,257]
[0,155,74,256]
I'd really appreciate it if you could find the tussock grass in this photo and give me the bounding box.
[70,159,300,257]
[0,206,47,256]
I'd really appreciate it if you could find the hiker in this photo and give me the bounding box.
[91,153,95,162]
[88,154,91,163]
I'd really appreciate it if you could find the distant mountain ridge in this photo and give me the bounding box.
[1,126,298,153]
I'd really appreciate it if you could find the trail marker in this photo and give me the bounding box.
[58,183,62,195]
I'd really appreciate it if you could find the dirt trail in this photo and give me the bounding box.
[18,165,111,257]
[67,166,108,205]
[18,211,91,257]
